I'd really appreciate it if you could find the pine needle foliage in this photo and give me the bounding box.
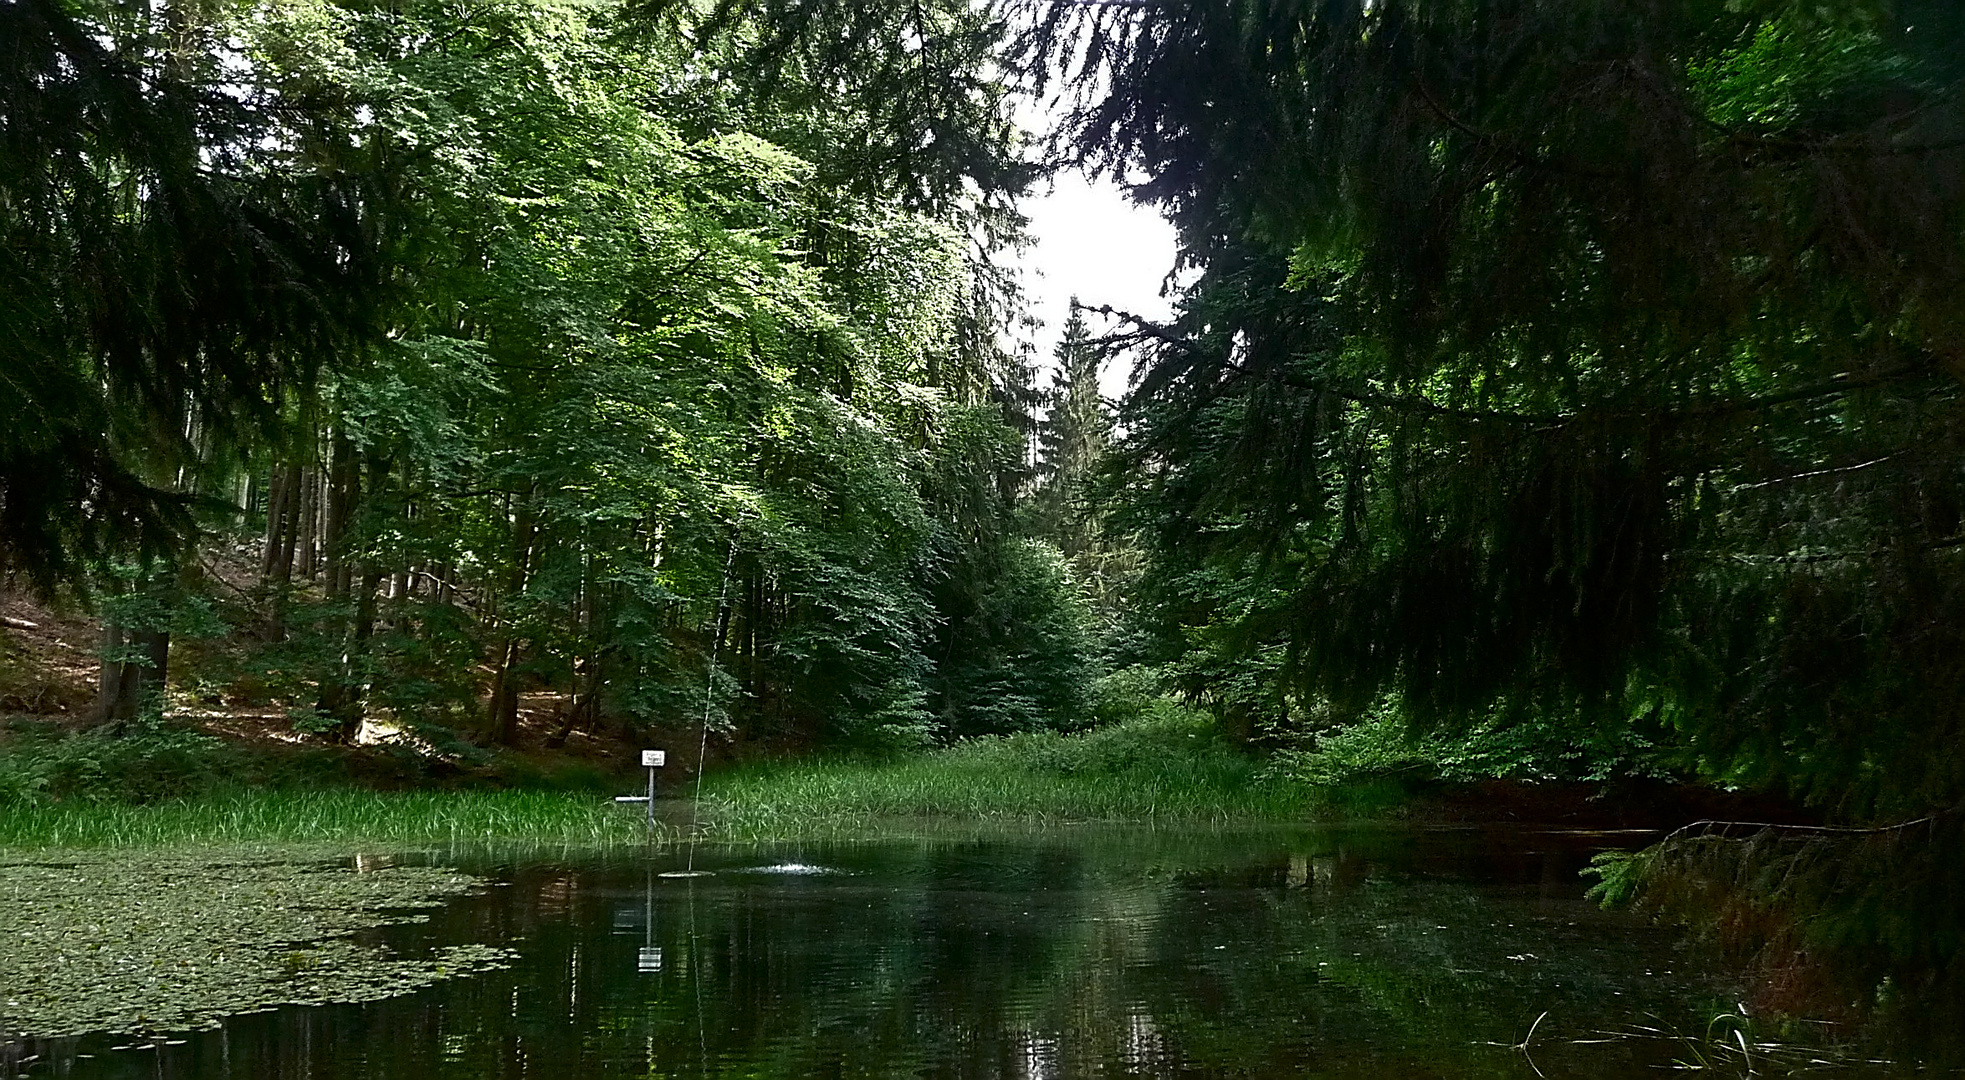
[1014,0,1965,819]
[2,0,382,591]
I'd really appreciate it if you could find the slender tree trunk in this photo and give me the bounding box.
[296,465,319,580]
[741,569,761,733]
[236,469,254,530]
[274,463,302,585]
[260,461,303,639]
[548,541,606,748]
[315,432,371,741]
[707,544,737,738]
[259,465,289,578]
[487,486,539,744]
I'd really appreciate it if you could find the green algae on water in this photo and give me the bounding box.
[0,850,511,1039]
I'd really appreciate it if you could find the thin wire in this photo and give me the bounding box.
[685,537,738,873]
[689,879,709,1074]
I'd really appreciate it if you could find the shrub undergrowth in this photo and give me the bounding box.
[1265,696,1673,790]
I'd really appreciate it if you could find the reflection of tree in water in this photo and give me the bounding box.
[494,837,1739,1077]
[16,833,1916,1078]
[1612,811,1965,1061]
[1008,843,1688,1078]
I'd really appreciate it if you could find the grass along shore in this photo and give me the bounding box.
[0,709,1316,849]
[0,788,677,849]
[698,711,1311,839]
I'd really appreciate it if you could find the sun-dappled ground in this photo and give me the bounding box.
[0,589,98,719]
[1,576,691,798]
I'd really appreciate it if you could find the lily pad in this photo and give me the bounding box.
[0,850,510,1039]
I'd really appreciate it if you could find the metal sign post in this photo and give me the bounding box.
[614,749,666,831]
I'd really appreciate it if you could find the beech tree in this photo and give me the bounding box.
[4,0,1103,746]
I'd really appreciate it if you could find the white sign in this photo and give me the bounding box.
[641,749,665,768]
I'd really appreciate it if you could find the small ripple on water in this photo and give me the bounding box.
[737,862,843,875]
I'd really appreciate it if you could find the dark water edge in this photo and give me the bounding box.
[0,825,1925,1079]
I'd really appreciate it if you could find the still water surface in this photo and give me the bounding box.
[10,826,1875,1078]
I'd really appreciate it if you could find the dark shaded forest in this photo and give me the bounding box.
[8,0,1965,1039]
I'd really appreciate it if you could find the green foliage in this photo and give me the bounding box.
[1271,696,1673,789]
[1085,664,1168,727]
[1590,816,1965,1054]
[0,725,244,806]
[1026,303,1144,657]
[52,0,1062,752]
[95,564,226,644]
[1032,0,1965,818]
[1,0,382,592]
[1583,849,1656,909]
[1028,305,1113,562]
[699,705,1308,835]
[977,699,1226,779]
[929,538,1097,738]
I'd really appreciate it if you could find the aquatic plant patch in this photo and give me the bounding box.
[0,851,511,1038]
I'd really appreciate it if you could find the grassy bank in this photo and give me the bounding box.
[697,709,1316,839]
[0,721,670,849]
[0,708,1322,849]
[0,788,674,849]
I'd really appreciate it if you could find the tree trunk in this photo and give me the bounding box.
[260,462,303,639]
[547,546,605,749]
[315,432,370,742]
[296,465,319,580]
[274,463,302,585]
[487,487,539,744]
[92,578,172,728]
[260,464,290,578]
[488,638,523,745]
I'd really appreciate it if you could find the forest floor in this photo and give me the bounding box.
[0,588,99,719]
[0,581,669,793]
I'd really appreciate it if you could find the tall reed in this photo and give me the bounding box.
[700,710,1314,840]
[0,789,675,850]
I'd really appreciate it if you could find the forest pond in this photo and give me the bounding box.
[1,826,1895,1078]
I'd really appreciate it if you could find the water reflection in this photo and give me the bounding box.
[4,827,1901,1079]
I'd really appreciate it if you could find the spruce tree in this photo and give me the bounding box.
[1,0,379,593]
[1031,302,1112,561]
[1013,0,1965,818]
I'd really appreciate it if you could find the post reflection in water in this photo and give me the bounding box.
[5,827,1899,1079]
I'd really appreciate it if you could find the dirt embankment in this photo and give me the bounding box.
[0,589,99,720]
